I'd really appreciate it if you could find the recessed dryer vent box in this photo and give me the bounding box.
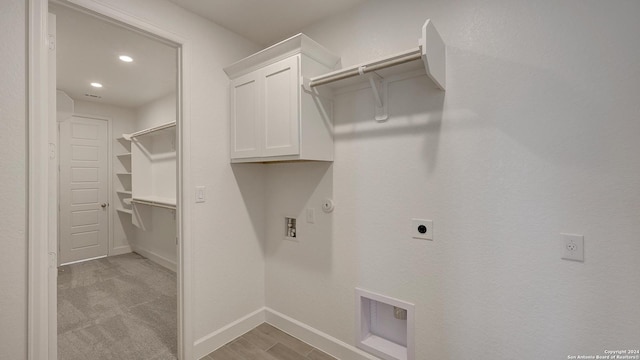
[356,288,415,360]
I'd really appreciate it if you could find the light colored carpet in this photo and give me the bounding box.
[58,252,177,360]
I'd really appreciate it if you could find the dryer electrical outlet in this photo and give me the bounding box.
[411,219,433,240]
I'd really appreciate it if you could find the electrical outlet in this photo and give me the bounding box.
[411,219,433,240]
[561,233,584,262]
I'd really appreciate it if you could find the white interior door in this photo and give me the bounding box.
[59,116,109,265]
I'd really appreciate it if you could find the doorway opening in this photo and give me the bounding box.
[50,2,182,358]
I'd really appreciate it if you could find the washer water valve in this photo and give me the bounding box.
[285,217,297,239]
[393,306,408,320]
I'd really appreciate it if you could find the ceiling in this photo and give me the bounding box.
[52,0,367,108]
[168,0,368,46]
[52,4,177,108]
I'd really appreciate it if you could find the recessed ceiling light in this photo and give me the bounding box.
[119,55,133,62]
[90,82,103,88]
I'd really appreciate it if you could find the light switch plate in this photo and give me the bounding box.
[306,208,315,224]
[561,233,584,262]
[195,186,206,203]
[411,219,433,240]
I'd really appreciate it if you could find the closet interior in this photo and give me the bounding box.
[53,3,179,358]
[53,3,178,271]
[118,119,178,270]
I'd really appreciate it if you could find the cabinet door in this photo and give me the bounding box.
[261,56,300,157]
[230,72,261,159]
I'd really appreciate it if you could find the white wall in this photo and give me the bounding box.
[73,100,137,256]
[265,0,640,359]
[136,92,176,129]
[12,1,637,358]
[0,1,27,358]
[132,93,178,270]
[85,0,266,347]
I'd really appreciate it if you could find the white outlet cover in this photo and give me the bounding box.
[411,219,433,240]
[561,233,584,262]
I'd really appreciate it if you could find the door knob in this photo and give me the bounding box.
[101,203,107,208]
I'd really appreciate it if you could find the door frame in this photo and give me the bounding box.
[28,0,194,359]
[57,114,112,266]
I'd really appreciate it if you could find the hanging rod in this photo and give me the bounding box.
[124,121,176,140]
[131,198,176,210]
[306,19,445,91]
[309,48,423,88]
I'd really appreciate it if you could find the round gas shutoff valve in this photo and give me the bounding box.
[418,224,427,234]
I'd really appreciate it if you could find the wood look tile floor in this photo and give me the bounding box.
[202,323,337,360]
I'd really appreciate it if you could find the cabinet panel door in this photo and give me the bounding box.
[230,73,261,159]
[262,56,300,157]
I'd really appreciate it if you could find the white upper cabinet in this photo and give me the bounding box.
[230,73,260,159]
[262,56,300,157]
[224,34,339,163]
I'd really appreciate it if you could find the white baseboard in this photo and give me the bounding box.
[193,307,266,360]
[109,245,132,257]
[264,308,379,360]
[130,246,176,272]
[192,307,378,360]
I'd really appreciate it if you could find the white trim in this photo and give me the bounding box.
[29,1,193,359]
[28,0,51,359]
[108,245,132,257]
[193,308,266,360]
[107,118,113,259]
[193,307,381,360]
[223,33,339,79]
[265,308,379,360]
[64,0,187,43]
[46,11,58,360]
[131,246,177,273]
[60,255,107,267]
[177,38,194,360]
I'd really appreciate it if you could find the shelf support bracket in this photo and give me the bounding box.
[301,76,311,92]
[365,70,388,122]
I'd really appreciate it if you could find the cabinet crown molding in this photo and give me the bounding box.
[224,33,339,80]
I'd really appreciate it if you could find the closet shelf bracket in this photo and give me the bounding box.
[302,69,388,121]
[304,18,445,122]
[366,72,388,122]
[307,19,445,91]
[302,77,312,92]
